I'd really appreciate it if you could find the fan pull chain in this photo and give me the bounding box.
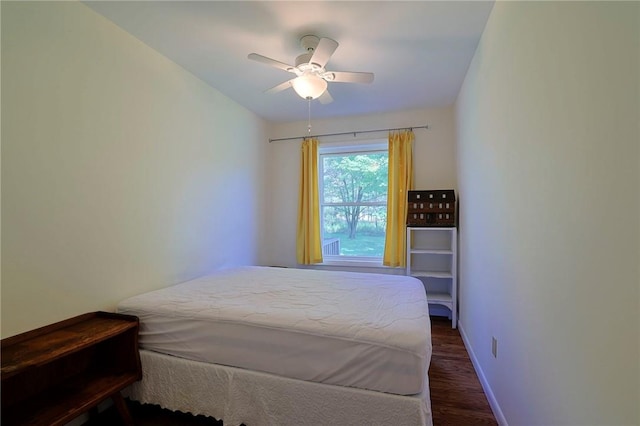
[307,98,312,134]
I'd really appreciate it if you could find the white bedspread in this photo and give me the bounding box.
[125,349,433,426]
[117,266,431,395]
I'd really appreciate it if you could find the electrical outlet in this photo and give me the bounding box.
[492,337,498,358]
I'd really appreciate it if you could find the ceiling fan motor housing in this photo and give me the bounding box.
[295,53,313,68]
[295,53,323,74]
[295,35,325,73]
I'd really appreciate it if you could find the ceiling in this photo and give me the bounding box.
[83,1,494,123]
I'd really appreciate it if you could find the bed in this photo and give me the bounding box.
[117,266,433,426]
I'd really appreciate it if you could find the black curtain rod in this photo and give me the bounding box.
[268,125,429,143]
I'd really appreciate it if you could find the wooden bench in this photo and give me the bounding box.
[1,311,142,426]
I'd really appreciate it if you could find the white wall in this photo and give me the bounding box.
[1,2,269,337]
[456,2,639,424]
[265,107,457,269]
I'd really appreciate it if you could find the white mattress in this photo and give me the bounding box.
[117,266,431,395]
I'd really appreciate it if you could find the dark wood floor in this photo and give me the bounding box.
[85,317,497,425]
[429,317,497,425]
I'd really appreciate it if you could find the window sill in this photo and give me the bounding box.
[298,258,405,274]
[320,258,385,268]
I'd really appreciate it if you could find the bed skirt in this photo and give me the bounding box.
[124,350,433,426]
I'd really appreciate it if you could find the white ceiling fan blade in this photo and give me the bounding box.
[248,53,295,73]
[318,90,333,105]
[264,79,294,94]
[309,38,338,68]
[330,71,374,84]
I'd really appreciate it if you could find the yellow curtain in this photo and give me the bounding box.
[383,130,414,267]
[296,138,323,264]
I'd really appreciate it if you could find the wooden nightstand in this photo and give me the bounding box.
[1,311,142,426]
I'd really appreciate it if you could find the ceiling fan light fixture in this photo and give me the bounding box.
[291,74,327,100]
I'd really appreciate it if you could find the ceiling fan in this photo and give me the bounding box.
[248,35,374,104]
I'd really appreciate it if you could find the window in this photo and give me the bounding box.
[319,141,388,263]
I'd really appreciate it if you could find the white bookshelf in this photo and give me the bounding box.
[406,227,457,328]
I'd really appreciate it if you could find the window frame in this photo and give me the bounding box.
[318,139,389,266]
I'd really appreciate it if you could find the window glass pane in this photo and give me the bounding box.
[322,153,388,204]
[319,145,388,260]
[322,205,387,257]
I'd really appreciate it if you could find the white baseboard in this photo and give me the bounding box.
[457,320,508,426]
